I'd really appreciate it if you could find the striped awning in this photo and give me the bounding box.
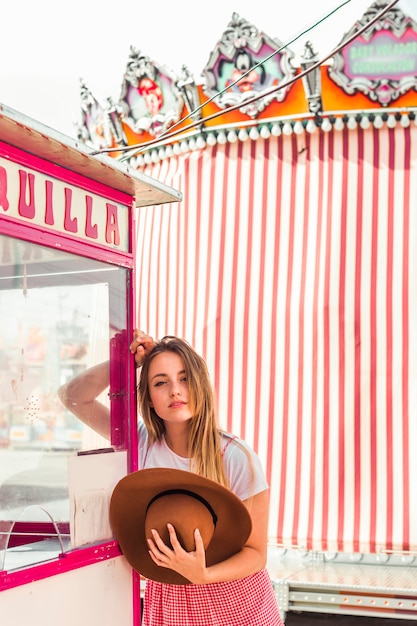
[135,121,417,555]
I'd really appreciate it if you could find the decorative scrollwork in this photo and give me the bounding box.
[202,13,296,118]
[328,1,417,106]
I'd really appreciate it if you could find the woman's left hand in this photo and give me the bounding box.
[130,330,156,367]
[147,524,208,584]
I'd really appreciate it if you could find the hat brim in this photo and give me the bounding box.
[109,467,252,585]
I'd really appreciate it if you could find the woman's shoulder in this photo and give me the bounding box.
[220,431,264,472]
[138,420,147,435]
[138,420,149,445]
[220,431,268,499]
[220,431,256,458]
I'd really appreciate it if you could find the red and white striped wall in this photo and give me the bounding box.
[134,121,417,555]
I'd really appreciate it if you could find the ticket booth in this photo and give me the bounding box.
[0,105,181,625]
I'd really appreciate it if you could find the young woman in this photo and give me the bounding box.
[59,331,283,626]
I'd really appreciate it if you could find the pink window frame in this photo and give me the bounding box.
[0,140,139,600]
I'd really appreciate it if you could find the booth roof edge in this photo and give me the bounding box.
[0,103,182,208]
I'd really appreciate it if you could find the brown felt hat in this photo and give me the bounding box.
[109,467,252,585]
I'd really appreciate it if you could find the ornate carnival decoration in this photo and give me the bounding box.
[76,79,127,150]
[201,12,296,118]
[119,47,185,137]
[328,0,417,106]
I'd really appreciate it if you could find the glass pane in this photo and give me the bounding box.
[0,234,128,570]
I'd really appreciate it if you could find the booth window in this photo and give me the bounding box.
[0,233,130,572]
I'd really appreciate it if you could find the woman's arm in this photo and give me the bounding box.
[205,488,269,582]
[57,361,111,440]
[148,488,269,584]
[57,330,155,439]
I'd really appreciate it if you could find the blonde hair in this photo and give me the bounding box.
[138,336,229,487]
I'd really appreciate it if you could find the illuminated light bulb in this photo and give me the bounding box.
[217,131,227,144]
[321,118,332,132]
[306,119,317,133]
[238,128,249,141]
[334,117,344,131]
[373,114,384,129]
[347,116,357,129]
[249,127,260,140]
[206,133,217,146]
[387,114,397,128]
[271,123,281,136]
[400,114,410,128]
[283,122,293,135]
[294,121,304,134]
[260,125,271,139]
[360,116,371,129]
[227,130,238,143]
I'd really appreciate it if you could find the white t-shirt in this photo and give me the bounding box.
[137,421,268,501]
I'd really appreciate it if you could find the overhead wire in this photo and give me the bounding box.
[126,0,352,149]
[92,0,400,161]
[91,0,352,159]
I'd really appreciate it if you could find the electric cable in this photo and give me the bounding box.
[92,0,399,160]
[137,0,353,143]
[92,0,353,158]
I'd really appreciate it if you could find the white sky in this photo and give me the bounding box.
[1,0,415,139]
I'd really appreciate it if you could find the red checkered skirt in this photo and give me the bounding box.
[142,568,283,626]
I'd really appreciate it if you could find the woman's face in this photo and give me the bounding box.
[147,351,193,424]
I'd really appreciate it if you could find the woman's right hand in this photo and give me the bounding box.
[129,330,156,367]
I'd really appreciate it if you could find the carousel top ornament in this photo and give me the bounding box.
[119,47,185,137]
[201,12,296,118]
[329,0,417,105]
[76,2,417,155]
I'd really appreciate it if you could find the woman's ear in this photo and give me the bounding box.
[148,393,154,408]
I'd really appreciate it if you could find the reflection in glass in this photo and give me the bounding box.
[0,234,128,569]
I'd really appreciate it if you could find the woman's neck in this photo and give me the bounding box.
[164,423,190,458]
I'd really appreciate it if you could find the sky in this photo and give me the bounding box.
[1,0,415,140]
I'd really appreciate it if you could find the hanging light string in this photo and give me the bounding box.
[125,0,352,149]
[93,0,399,160]
[94,0,351,159]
